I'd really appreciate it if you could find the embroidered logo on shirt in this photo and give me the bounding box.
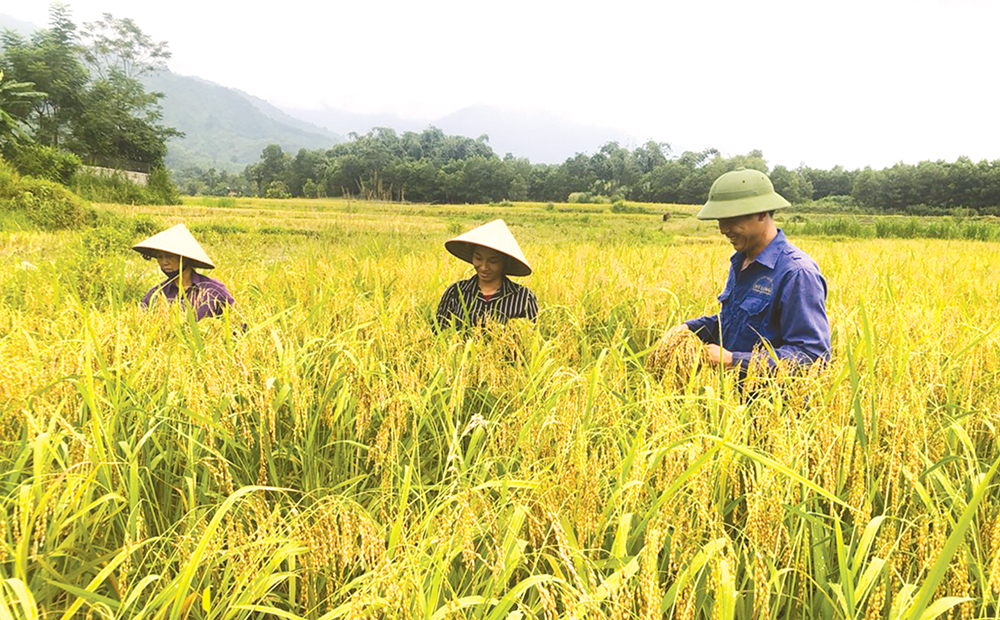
[751,277,774,296]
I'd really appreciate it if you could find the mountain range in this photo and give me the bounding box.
[277,103,635,165]
[141,72,343,171]
[2,12,636,172]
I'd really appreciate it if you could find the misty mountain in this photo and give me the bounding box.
[4,10,636,169]
[143,71,343,172]
[0,13,37,39]
[278,107,428,137]
[434,105,634,163]
[278,104,637,164]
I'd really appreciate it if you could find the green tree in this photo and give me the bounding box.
[246,144,289,196]
[1,4,180,172]
[72,71,180,169]
[0,4,89,149]
[801,165,854,198]
[80,13,170,79]
[0,69,45,147]
[769,165,814,204]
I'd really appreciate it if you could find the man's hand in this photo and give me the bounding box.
[706,344,733,367]
[667,323,691,336]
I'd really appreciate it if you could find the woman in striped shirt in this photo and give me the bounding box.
[435,219,538,330]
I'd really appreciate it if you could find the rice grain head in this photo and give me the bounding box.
[646,328,709,388]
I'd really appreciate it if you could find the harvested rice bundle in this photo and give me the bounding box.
[646,327,709,387]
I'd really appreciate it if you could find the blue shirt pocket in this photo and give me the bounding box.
[739,295,771,339]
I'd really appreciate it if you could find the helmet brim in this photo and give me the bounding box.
[696,192,791,220]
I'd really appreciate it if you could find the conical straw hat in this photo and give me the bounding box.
[445,219,531,276]
[132,223,215,270]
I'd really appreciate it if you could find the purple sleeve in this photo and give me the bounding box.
[685,314,720,345]
[730,268,829,369]
[141,286,156,308]
[194,281,235,320]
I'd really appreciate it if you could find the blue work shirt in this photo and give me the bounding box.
[685,230,830,370]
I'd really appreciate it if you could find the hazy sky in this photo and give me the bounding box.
[8,0,1000,169]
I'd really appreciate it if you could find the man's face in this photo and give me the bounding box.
[717,213,767,254]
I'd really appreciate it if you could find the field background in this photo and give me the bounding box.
[1,198,999,619]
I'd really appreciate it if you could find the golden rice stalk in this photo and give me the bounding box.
[646,327,709,388]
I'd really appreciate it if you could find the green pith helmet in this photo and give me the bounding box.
[696,168,791,220]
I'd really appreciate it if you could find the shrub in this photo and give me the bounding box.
[609,199,648,214]
[81,225,133,259]
[924,220,958,239]
[961,220,997,242]
[198,197,238,208]
[874,217,921,239]
[4,144,81,185]
[9,177,89,230]
[303,179,322,198]
[146,167,182,205]
[0,156,20,201]
[265,181,291,199]
[71,167,182,205]
[72,169,149,204]
[88,208,161,237]
[188,222,251,235]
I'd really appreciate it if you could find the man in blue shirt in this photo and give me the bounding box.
[675,168,830,371]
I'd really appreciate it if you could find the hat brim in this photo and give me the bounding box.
[445,240,532,277]
[696,192,791,220]
[132,246,214,271]
[131,223,216,270]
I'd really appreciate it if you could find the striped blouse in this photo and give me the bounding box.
[435,275,538,330]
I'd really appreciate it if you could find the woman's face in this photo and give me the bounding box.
[471,246,505,285]
[154,251,182,274]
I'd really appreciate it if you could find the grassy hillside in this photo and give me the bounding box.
[144,71,342,172]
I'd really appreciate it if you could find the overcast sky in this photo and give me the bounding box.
[8,0,1000,170]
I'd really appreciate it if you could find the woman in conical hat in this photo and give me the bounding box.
[132,223,235,321]
[435,219,538,329]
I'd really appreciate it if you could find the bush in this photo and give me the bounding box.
[265,181,291,199]
[4,144,81,185]
[924,220,958,239]
[72,169,149,204]
[609,199,649,214]
[874,217,920,239]
[198,197,238,208]
[81,225,133,259]
[9,177,89,230]
[0,156,20,201]
[795,195,861,213]
[88,208,161,237]
[188,222,251,235]
[302,179,322,198]
[71,167,182,205]
[146,167,181,205]
[961,220,997,242]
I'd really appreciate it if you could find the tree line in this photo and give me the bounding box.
[0,4,178,177]
[177,128,1000,214]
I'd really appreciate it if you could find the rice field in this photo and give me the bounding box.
[1,198,999,619]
